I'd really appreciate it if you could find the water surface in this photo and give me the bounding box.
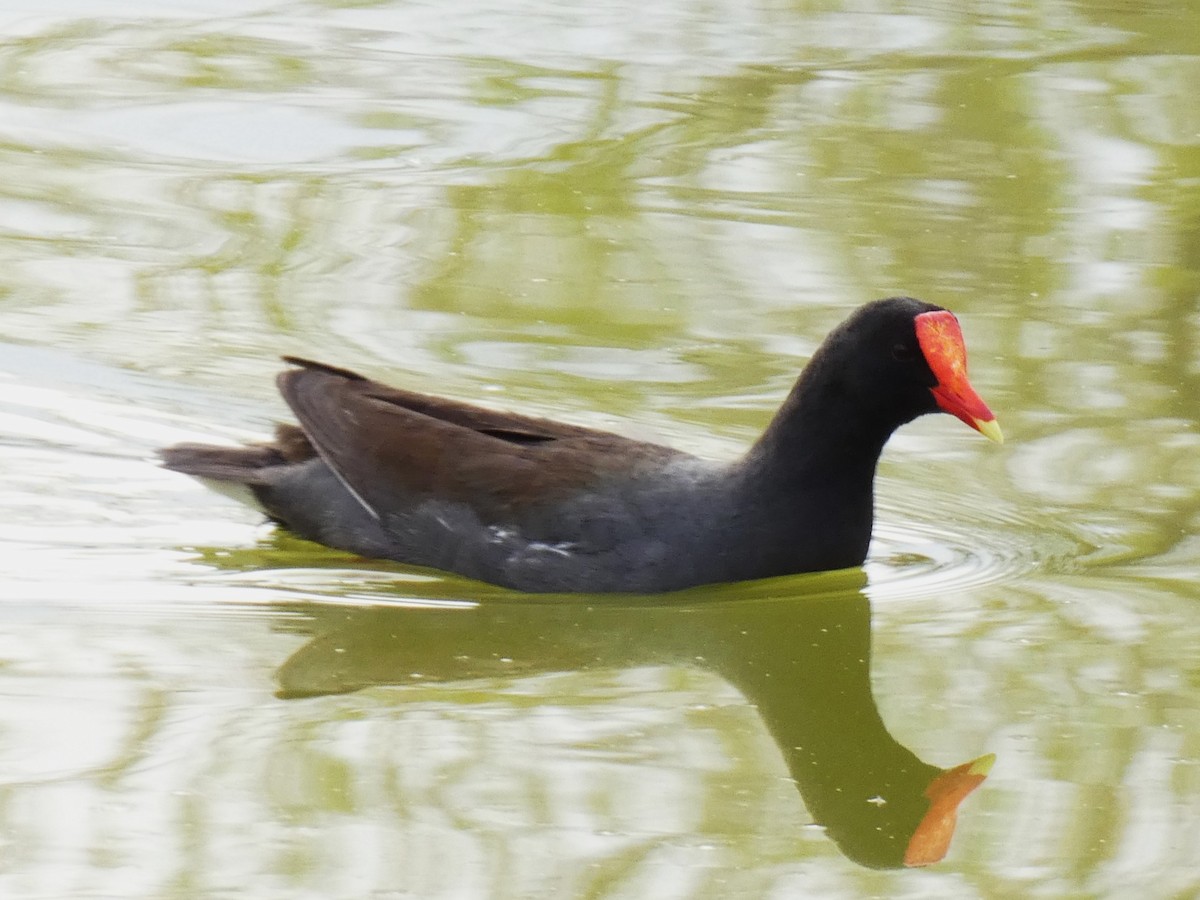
[1,1,1198,897]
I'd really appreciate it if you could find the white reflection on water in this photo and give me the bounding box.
[1,0,1200,896]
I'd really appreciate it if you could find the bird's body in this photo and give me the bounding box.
[161,297,1001,593]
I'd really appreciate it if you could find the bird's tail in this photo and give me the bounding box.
[159,423,316,484]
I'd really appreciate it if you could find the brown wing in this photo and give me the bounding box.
[276,357,686,521]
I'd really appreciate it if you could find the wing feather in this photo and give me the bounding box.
[276,358,685,522]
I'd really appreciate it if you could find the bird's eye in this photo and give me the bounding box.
[892,343,916,362]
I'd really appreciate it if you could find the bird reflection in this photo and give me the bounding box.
[273,576,992,869]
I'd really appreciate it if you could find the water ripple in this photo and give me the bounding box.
[865,485,1089,602]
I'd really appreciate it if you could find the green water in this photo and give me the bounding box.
[0,2,1198,897]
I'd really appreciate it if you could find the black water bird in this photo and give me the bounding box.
[161,298,1001,592]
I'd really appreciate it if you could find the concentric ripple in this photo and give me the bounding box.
[864,481,1091,603]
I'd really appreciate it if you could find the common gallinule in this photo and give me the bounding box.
[161,297,1001,593]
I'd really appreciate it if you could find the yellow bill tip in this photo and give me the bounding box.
[975,418,1004,444]
[967,753,997,776]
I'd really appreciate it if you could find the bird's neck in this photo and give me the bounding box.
[740,364,894,492]
[719,364,898,575]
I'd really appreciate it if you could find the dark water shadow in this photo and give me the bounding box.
[272,575,992,870]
